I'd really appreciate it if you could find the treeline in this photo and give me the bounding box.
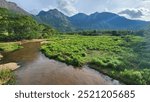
[67,30,145,36]
[0,8,58,41]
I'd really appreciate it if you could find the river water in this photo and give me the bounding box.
[0,42,121,85]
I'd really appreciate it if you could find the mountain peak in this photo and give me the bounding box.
[38,9,65,16]
[48,9,59,12]
[36,8,75,32]
[71,13,88,18]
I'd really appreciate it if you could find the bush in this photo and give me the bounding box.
[0,69,15,85]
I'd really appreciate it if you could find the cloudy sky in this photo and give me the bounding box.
[7,0,150,21]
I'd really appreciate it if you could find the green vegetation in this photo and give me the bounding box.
[68,30,144,36]
[0,69,15,85]
[41,35,150,84]
[1,6,150,85]
[0,7,58,41]
[0,42,22,52]
[0,42,21,85]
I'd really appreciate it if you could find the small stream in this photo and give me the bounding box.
[0,42,121,85]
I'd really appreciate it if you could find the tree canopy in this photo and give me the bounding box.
[0,8,58,41]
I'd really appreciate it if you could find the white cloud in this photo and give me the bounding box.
[119,8,143,18]
[118,8,150,21]
[57,0,78,16]
[6,0,150,20]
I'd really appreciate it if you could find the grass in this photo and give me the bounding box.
[0,42,22,52]
[0,69,15,85]
[41,35,150,85]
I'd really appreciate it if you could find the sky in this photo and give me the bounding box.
[7,0,150,21]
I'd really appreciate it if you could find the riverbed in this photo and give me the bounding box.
[0,42,121,85]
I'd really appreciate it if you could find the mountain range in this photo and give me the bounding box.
[36,9,149,32]
[0,0,149,32]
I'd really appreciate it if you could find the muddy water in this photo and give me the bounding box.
[0,42,120,85]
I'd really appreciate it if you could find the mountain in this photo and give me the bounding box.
[35,9,75,32]
[36,9,149,32]
[0,0,29,15]
[69,12,149,30]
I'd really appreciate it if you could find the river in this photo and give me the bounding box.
[0,42,121,85]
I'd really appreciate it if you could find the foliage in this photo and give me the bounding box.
[110,69,150,85]
[68,30,144,36]
[0,42,22,52]
[41,35,143,67]
[41,35,150,84]
[0,7,58,41]
[0,69,15,85]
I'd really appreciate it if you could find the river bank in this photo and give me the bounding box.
[0,39,46,85]
[0,42,22,85]
[41,35,150,85]
[0,41,122,85]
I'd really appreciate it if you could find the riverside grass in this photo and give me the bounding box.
[0,69,15,85]
[41,35,150,85]
[0,42,22,52]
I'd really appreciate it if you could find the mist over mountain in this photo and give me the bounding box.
[0,0,29,15]
[36,9,149,32]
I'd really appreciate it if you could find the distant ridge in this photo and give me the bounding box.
[69,12,149,30]
[36,9,149,32]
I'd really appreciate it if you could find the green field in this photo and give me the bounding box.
[41,35,150,84]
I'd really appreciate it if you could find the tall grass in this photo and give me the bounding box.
[0,69,15,85]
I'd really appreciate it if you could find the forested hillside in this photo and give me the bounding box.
[0,8,57,41]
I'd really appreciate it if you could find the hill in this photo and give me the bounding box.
[0,7,57,41]
[35,9,75,32]
[0,0,28,15]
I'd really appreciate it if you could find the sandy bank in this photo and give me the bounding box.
[20,39,47,44]
[0,62,20,71]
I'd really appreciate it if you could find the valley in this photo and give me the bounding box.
[0,0,150,85]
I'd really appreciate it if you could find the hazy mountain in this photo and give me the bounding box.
[0,0,29,15]
[36,9,149,31]
[70,12,149,30]
[35,9,75,32]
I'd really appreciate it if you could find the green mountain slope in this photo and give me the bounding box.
[0,7,57,41]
